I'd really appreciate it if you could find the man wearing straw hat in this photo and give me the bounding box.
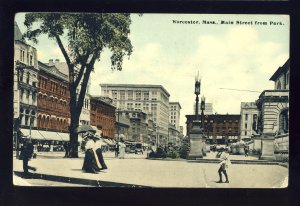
[217,154,230,183]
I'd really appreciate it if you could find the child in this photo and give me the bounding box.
[217,154,230,183]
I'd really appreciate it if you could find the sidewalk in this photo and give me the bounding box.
[13,155,288,188]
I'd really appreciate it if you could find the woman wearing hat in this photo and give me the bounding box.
[82,132,101,173]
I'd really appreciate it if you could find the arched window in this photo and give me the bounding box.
[276,80,282,90]
[279,109,289,134]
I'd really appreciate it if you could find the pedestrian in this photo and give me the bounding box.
[82,132,101,174]
[217,154,230,183]
[63,142,70,158]
[94,135,108,170]
[244,145,249,157]
[19,138,36,175]
[115,142,119,158]
[118,138,126,159]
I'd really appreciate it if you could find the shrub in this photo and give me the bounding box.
[179,138,190,159]
[167,150,180,159]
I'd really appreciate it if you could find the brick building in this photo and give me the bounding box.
[37,61,70,132]
[90,96,116,139]
[186,114,241,144]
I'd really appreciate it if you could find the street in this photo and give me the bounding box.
[13,151,288,188]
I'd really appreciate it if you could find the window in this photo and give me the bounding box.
[128,90,133,100]
[245,114,248,121]
[245,131,247,136]
[20,49,25,62]
[143,91,149,100]
[112,90,118,100]
[245,123,247,129]
[26,72,30,84]
[120,90,125,100]
[276,81,282,90]
[136,91,141,100]
[286,72,289,85]
[29,55,33,66]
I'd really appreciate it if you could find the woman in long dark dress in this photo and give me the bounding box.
[82,132,101,173]
[94,136,108,170]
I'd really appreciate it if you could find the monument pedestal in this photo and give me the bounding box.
[260,134,276,160]
[188,121,205,160]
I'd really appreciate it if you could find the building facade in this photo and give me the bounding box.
[90,96,116,139]
[186,114,241,144]
[169,102,181,131]
[37,61,70,132]
[194,102,214,115]
[14,22,39,128]
[240,102,259,138]
[47,59,91,126]
[100,84,170,142]
[256,59,289,135]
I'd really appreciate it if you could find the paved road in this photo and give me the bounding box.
[13,153,288,188]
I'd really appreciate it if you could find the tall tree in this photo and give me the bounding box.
[23,13,133,157]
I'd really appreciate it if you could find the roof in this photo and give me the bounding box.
[100,84,170,97]
[14,21,23,41]
[269,59,290,81]
[47,61,69,76]
[169,102,182,109]
[38,61,69,81]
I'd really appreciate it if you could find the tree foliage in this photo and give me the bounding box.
[23,13,133,157]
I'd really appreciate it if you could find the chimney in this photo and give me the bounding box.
[49,59,54,65]
[55,59,60,63]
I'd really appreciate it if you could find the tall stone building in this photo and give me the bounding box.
[194,102,214,115]
[240,102,259,138]
[100,84,170,143]
[14,22,39,128]
[256,59,289,135]
[169,102,181,131]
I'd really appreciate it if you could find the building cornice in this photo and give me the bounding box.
[100,83,170,97]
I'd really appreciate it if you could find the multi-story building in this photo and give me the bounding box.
[240,102,259,138]
[194,102,214,115]
[168,123,180,145]
[186,114,241,144]
[169,102,181,131]
[90,96,116,139]
[14,22,39,128]
[256,59,289,135]
[100,84,170,143]
[37,61,70,132]
[47,59,91,126]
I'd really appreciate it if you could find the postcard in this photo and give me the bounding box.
[13,13,289,188]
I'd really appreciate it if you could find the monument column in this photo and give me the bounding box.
[188,73,205,160]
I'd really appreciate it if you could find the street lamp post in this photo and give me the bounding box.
[188,72,205,159]
[117,109,120,142]
[201,96,205,128]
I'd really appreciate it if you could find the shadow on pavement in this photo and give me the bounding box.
[14,171,149,188]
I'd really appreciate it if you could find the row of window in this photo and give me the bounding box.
[38,77,68,96]
[19,48,34,66]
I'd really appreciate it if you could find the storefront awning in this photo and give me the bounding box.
[38,130,63,141]
[57,133,69,141]
[20,129,46,140]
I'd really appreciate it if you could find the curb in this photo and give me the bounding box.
[14,171,150,188]
[148,158,283,165]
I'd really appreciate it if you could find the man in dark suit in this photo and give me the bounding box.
[19,138,36,175]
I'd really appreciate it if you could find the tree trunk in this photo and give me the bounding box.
[69,114,79,158]
[69,84,80,158]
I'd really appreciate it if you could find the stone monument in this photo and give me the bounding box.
[188,73,206,160]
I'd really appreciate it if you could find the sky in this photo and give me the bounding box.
[15,13,289,131]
